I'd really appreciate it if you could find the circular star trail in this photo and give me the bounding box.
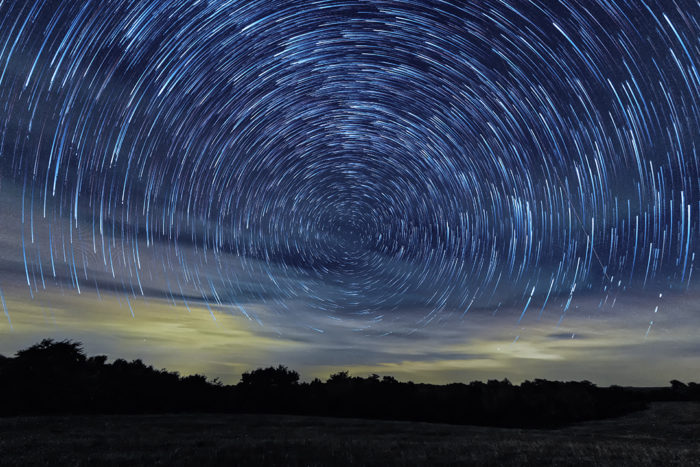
[0,0,698,330]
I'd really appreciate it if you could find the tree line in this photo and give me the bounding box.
[0,339,697,428]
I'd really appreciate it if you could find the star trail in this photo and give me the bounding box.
[0,0,698,384]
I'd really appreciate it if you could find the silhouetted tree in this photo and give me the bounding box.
[239,365,299,387]
[327,371,350,384]
[15,338,86,365]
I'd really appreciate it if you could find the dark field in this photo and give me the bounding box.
[0,402,698,466]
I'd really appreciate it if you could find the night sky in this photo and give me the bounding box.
[0,0,698,385]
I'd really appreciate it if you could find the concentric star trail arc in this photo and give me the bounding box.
[0,0,698,334]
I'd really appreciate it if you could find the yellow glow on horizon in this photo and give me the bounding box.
[1,288,699,387]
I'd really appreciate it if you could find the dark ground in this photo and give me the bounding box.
[0,402,698,466]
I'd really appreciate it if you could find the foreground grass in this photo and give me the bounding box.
[0,402,698,466]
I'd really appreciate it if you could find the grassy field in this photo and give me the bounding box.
[0,402,698,466]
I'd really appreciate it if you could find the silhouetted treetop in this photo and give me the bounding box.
[239,365,299,387]
[15,339,86,365]
[328,371,351,384]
